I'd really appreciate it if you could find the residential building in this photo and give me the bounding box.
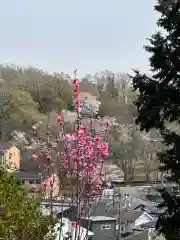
[0,145,20,170]
[121,195,162,215]
[81,117,110,137]
[133,203,164,218]
[14,170,41,194]
[15,170,41,185]
[90,189,119,217]
[44,217,94,240]
[14,171,61,199]
[123,229,165,240]
[79,92,101,115]
[80,216,116,240]
[119,210,144,236]
[89,192,161,238]
[101,161,124,182]
[140,221,157,230]
[116,209,154,237]
[41,202,71,217]
[61,110,77,123]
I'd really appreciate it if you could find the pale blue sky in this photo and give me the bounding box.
[0,0,158,77]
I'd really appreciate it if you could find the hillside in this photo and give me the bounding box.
[0,64,164,182]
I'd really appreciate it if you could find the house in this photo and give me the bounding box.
[41,203,71,217]
[79,92,101,115]
[117,210,154,237]
[14,170,41,194]
[41,203,94,240]
[41,200,77,219]
[133,203,163,217]
[101,161,124,182]
[140,220,157,230]
[121,196,163,217]
[122,229,165,240]
[0,145,20,170]
[134,211,154,228]
[15,170,41,185]
[80,216,116,240]
[81,117,111,137]
[89,189,119,217]
[133,204,156,213]
[14,171,60,198]
[44,217,94,240]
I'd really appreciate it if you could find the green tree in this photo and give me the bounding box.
[98,98,119,117]
[0,65,77,135]
[132,0,180,239]
[0,168,56,240]
[9,86,46,128]
[80,75,97,96]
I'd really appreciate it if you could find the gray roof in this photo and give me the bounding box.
[41,205,71,216]
[124,230,149,240]
[14,171,41,180]
[82,216,116,221]
[126,197,160,213]
[107,208,118,217]
[41,201,72,207]
[141,220,157,229]
[89,198,119,217]
[120,210,144,224]
[132,226,144,231]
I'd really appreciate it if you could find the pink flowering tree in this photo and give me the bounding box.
[31,70,109,237]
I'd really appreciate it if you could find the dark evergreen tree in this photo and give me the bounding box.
[132,0,180,239]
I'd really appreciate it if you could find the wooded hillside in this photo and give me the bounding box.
[0,64,163,181]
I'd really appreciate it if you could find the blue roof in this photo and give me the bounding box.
[0,145,10,151]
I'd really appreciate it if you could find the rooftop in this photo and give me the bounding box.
[0,145,11,151]
[141,220,157,229]
[14,171,41,180]
[122,196,160,213]
[41,205,71,216]
[120,210,144,224]
[82,216,116,221]
[124,230,149,240]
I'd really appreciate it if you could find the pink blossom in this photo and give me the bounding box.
[65,143,71,149]
[101,143,109,156]
[95,137,100,142]
[42,179,50,187]
[71,221,77,227]
[57,114,63,122]
[35,73,110,203]
[72,78,78,84]
[49,163,56,166]
[74,89,80,95]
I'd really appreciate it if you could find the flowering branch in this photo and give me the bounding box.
[31,70,110,239]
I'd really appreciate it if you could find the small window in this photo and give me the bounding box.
[101,224,111,230]
[9,153,12,159]
[121,225,125,233]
